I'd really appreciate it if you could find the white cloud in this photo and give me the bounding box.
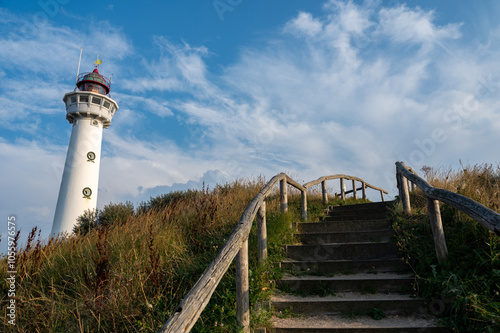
[324,0,373,34]
[378,5,461,45]
[0,10,131,77]
[114,93,173,118]
[284,12,323,37]
[120,37,214,97]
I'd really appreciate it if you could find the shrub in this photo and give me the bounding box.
[73,201,135,236]
[99,201,134,228]
[73,208,99,235]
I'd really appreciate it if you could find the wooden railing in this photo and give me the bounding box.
[396,161,500,263]
[304,175,388,204]
[159,172,387,333]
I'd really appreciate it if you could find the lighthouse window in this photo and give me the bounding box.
[79,95,89,103]
[92,97,102,105]
[103,101,111,109]
[70,96,77,104]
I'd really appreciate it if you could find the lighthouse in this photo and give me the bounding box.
[51,58,119,235]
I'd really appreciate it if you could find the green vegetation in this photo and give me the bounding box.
[0,180,326,332]
[73,201,135,235]
[392,163,500,332]
[368,307,386,320]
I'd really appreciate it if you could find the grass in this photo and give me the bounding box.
[0,180,262,332]
[392,163,500,332]
[0,179,327,332]
[368,307,386,320]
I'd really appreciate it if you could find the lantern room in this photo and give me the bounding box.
[76,68,111,95]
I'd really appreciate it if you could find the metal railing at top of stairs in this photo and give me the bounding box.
[396,161,500,264]
[159,172,388,333]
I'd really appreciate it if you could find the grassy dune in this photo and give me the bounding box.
[0,179,325,332]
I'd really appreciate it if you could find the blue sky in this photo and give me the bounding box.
[1,0,500,247]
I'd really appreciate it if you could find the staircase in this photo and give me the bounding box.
[270,201,447,332]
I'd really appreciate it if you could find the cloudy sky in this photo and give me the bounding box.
[1,0,500,247]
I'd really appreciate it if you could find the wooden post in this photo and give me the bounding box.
[340,178,345,201]
[427,197,448,263]
[280,179,288,213]
[257,202,267,263]
[301,190,307,222]
[352,179,357,200]
[380,191,385,202]
[321,180,328,205]
[398,171,411,215]
[236,240,250,333]
[362,182,367,200]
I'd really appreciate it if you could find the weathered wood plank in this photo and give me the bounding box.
[280,178,288,213]
[335,186,364,197]
[397,169,411,215]
[236,240,250,332]
[321,180,328,205]
[340,178,345,201]
[257,202,267,263]
[303,175,389,194]
[301,190,307,222]
[427,197,448,263]
[286,177,306,192]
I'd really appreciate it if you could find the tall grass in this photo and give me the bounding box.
[393,163,500,332]
[0,179,262,332]
[0,179,324,332]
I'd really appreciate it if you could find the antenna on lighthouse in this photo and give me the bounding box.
[75,47,83,84]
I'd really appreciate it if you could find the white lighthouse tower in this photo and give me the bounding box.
[51,58,119,235]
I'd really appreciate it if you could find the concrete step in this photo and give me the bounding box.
[295,230,394,245]
[285,242,399,261]
[271,292,428,316]
[280,259,410,275]
[323,212,388,221]
[270,314,446,332]
[278,273,414,294]
[327,202,394,213]
[298,220,392,233]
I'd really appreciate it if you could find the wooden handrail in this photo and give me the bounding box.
[159,173,304,332]
[159,172,387,332]
[303,174,388,192]
[304,174,388,204]
[396,161,500,263]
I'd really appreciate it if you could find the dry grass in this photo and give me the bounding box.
[0,179,271,332]
[422,162,500,211]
